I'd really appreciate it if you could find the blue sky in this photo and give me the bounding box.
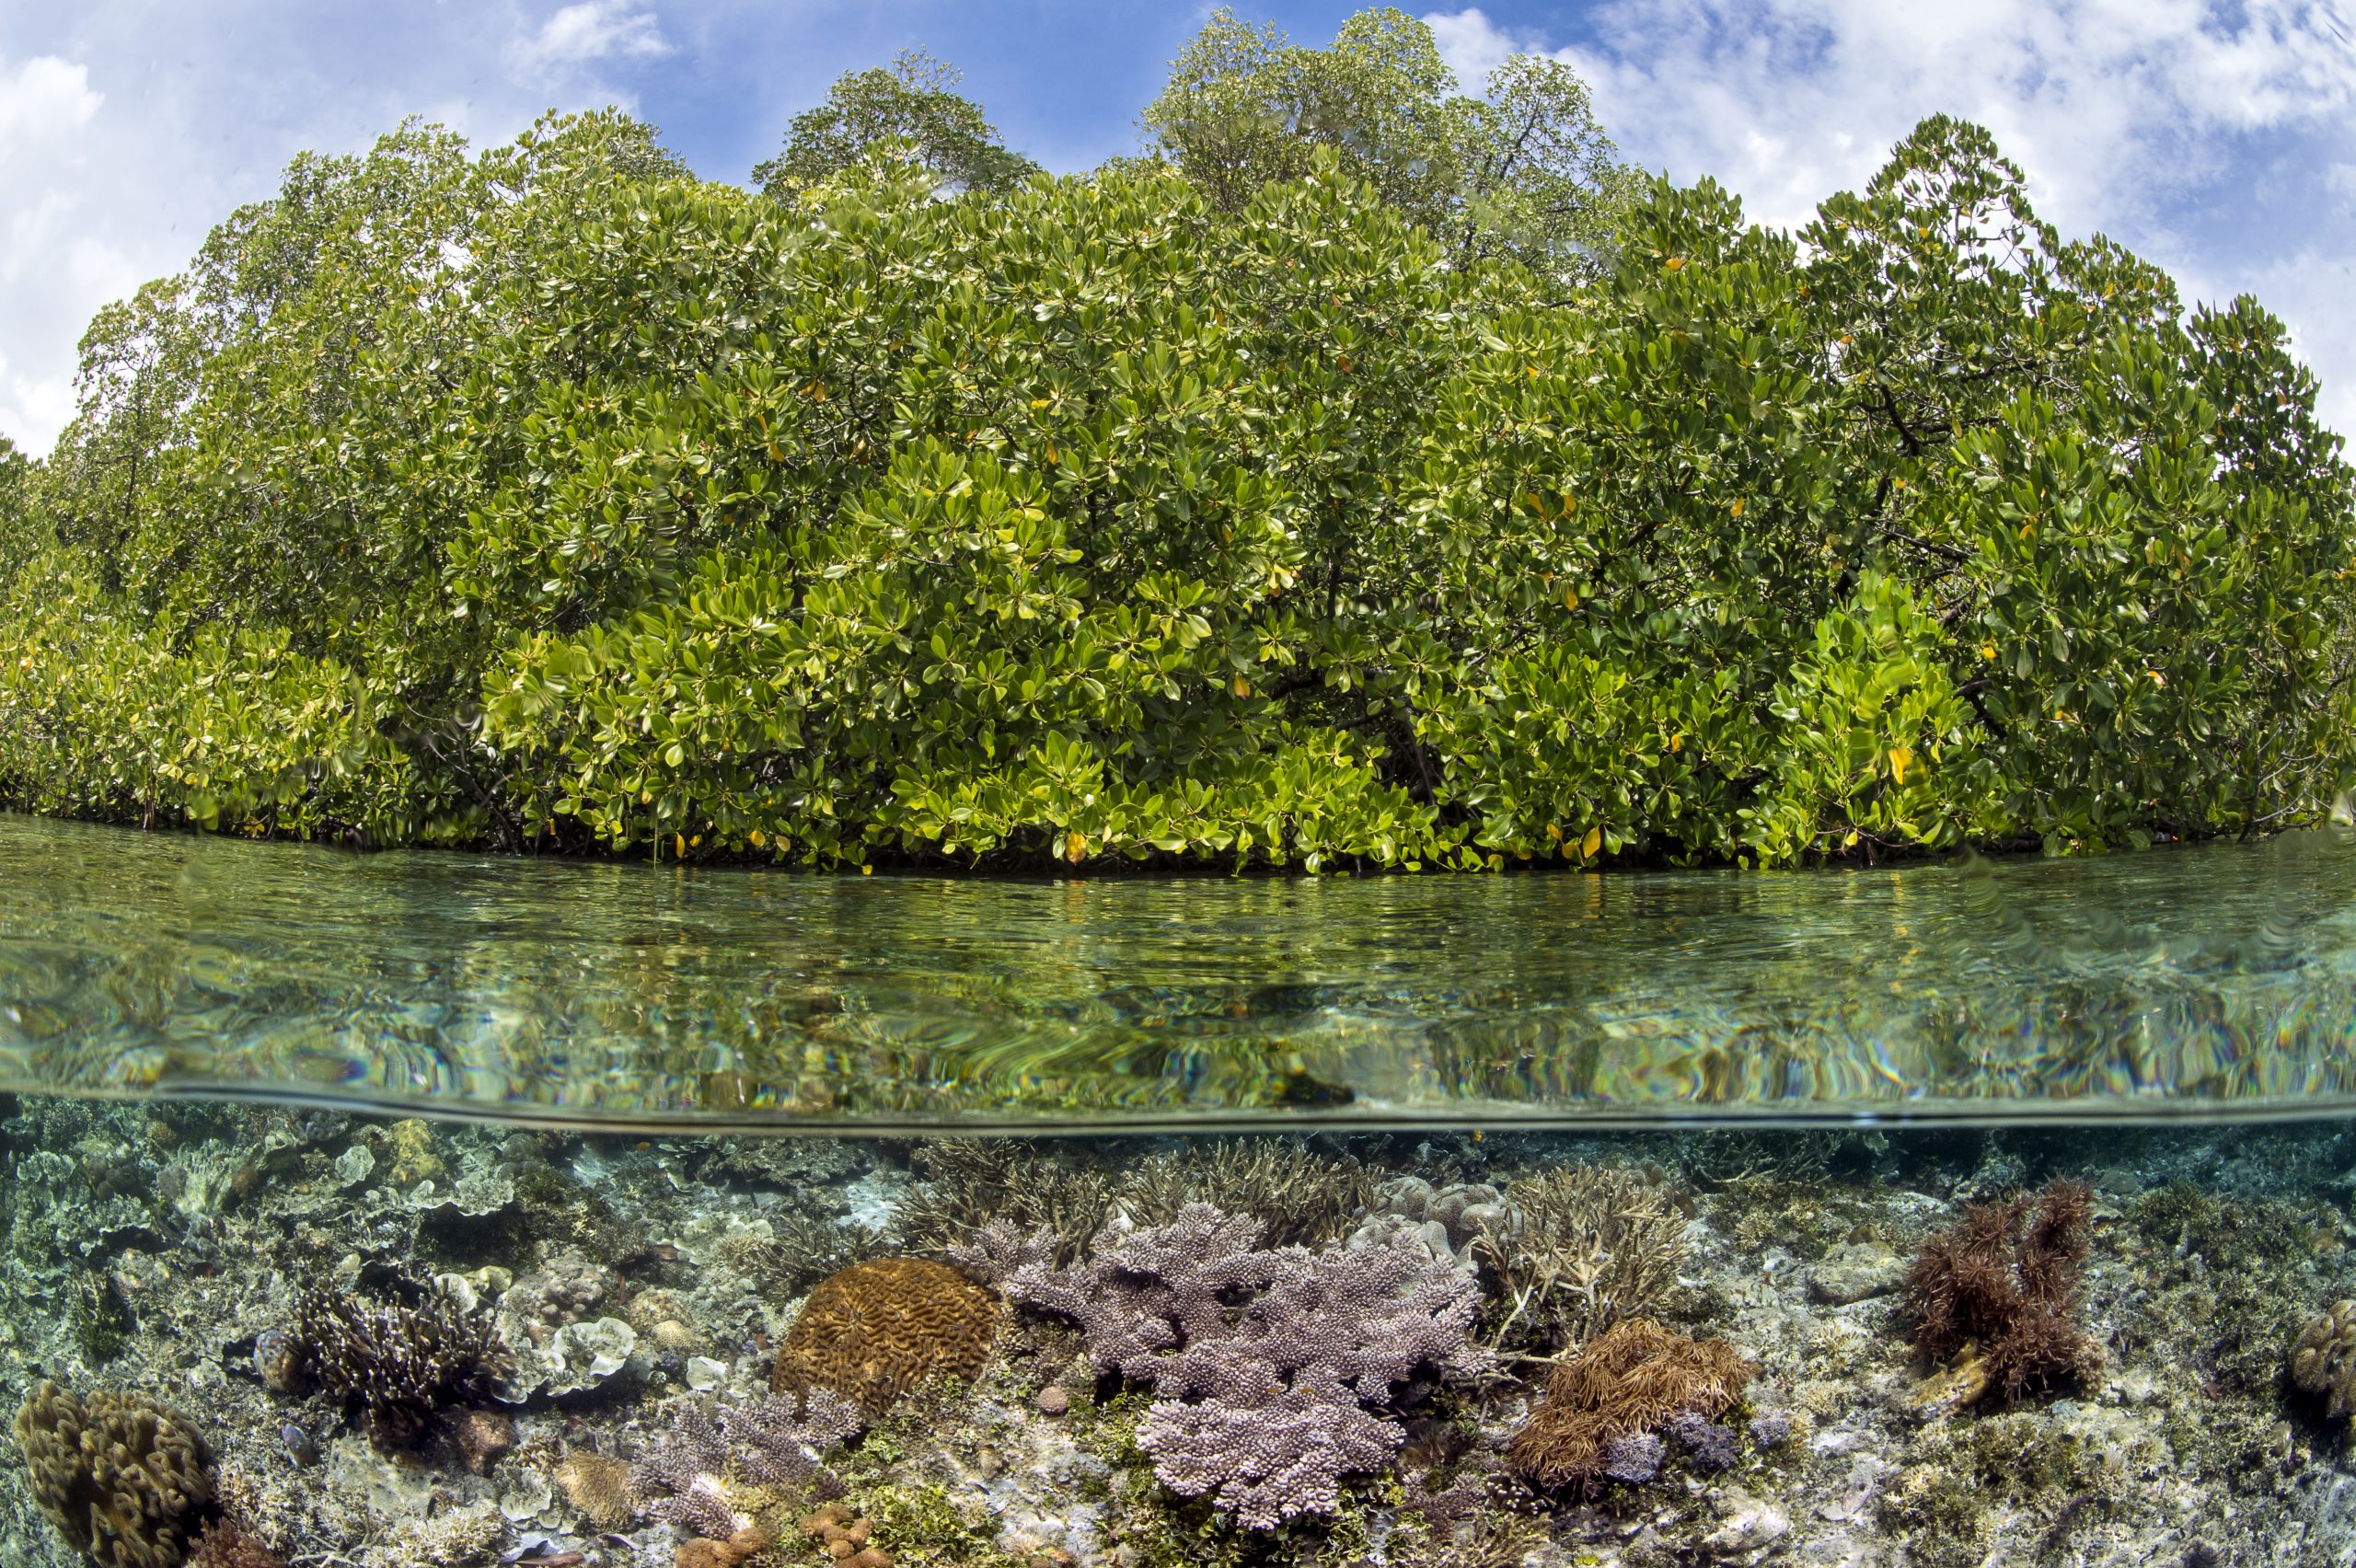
[4,1,2354,448]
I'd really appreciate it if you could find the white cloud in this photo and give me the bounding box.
[0,54,101,149]
[1425,2,2356,436]
[518,2,672,73]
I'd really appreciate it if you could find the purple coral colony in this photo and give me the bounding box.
[6,1111,2356,1565]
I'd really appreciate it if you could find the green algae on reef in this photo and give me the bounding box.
[8,1096,2356,1565]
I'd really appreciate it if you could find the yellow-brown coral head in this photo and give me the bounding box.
[14,1381,217,1568]
[2292,1299,2356,1417]
[771,1258,998,1415]
[1505,1319,1753,1491]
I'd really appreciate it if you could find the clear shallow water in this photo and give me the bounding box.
[8,813,2356,1130]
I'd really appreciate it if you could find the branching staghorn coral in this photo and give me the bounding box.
[958,1202,1491,1529]
[628,1391,863,1539]
[1472,1165,1690,1355]
[1906,1180,2101,1403]
[890,1139,1114,1265]
[1111,1141,1381,1247]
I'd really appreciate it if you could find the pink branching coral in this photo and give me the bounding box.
[957,1202,1491,1529]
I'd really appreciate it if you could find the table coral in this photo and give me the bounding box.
[770,1258,999,1415]
[13,1381,217,1568]
[960,1201,1491,1529]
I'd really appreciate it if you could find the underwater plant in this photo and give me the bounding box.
[1503,1318,1754,1489]
[959,1201,1491,1529]
[13,1381,217,1568]
[290,1273,511,1449]
[771,1258,1001,1415]
[1904,1180,2101,1403]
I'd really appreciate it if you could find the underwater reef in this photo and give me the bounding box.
[10,1100,2356,1564]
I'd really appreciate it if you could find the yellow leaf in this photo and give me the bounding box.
[860,864,873,875]
[1664,257,1685,271]
[2148,670,2165,686]
[675,834,687,858]
[1065,831,1087,863]
[1729,497,1745,518]
[1526,365,1540,377]
[1889,746,1913,785]
[1669,732,1683,753]
[1580,825,1602,858]
[1232,675,1252,698]
[1545,823,1563,840]
[1562,587,1578,610]
[749,829,767,848]
[1981,644,1997,660]
[1843,830,1860,847]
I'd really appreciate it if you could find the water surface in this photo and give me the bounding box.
[6,812,2356,1130]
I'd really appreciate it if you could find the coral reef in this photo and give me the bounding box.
[552,1450,636,1529]
[674,1525,772,1568]
[1905,1180,2102,1403]
[2292,1299,2356,1417]
[964,1202,1491,1528]
[723,1389,862,1486]
[1113,1142,1380,1247]
[801,1504,892,1568]
[1474,1165,1689,1354]
[183,1522,284,1568]
[629,1404,741,1539]
[14,1381,216,1568]
[891,1141,1113,1266]
[291,1273,511,1448]
[1504,1318,1753,1490]
[771,1259,1000,1415]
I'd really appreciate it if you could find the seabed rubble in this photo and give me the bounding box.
[6,1099,2356,1566]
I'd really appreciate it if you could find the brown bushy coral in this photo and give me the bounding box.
[2292,1299,2356,1417]
[771,1258,999,1414]
[1905,1181,2100,1403]
[14,1381,216,1568]
[1504,1319,1753,1489]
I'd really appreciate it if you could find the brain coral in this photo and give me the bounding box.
[2292,1299,2356,1417]
[13,1381,216,1568]
[771,1258,999,1414]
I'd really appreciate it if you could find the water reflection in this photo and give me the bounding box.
[6,813,2356,1128]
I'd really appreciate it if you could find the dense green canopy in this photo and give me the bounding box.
[1,86,2349,869]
